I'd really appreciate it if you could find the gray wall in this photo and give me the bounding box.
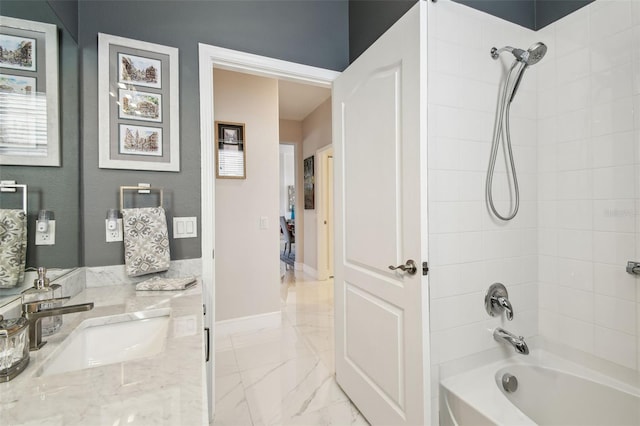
[348,0,595,63]
[79,0,349,266]
[349,0,416,63]
[536,0,595,29]
[1,1,81,269]
[46,0,78,41]
[453,0,535,29]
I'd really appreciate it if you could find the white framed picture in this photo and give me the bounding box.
[0,17,59,167]
[98,33,179,172]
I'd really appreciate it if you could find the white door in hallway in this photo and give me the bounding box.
[332,2,430,425]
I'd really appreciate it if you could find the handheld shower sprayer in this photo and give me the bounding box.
[486,42,547,221]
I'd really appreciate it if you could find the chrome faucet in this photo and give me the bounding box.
[485,283,514,320]
[494,327,529,355]
[22,298,94,351]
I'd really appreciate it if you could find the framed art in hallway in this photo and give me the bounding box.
[215,121,246,179]
[98,33,179,171]
[304,155,314,209]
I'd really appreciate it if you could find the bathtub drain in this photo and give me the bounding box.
[502,373,518,393]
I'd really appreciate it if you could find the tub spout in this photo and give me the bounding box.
[493,327,529,355]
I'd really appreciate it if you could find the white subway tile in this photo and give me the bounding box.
[593,199,636,232]
[593,262,637,301]
[591,96,635,138]
[431,291,485,331]
[556,139,591,172]
[538,228,558,257]
[538,88,558,120]
[591,131,635,168]
[557,229,593,261]
[591,28,634,73]
[538,172,558,201]
[558,76,590,114]
[592,166,636,199]
[590,62,634,105]
[594,326,637,369]
[556,108,590,143]
[595,294,636,335]
[556,258,593,292]
[539,255,558,284]
[555,6,590,56]
[592,231,636,265]
[589,0,632,43]
[557,47,590,85]
[557,199,593,230]
[538,200,558,228]
[557,170,593,200]
[558,314,595,354]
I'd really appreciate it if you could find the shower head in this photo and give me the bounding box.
[491,42,547,66]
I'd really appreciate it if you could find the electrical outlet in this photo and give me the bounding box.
[35,220,56,245]
[105,218,123,242]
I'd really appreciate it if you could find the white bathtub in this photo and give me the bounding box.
[440,350,640,425]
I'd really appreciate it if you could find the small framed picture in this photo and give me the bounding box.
[118,53,161,88]
[215,121,246,179]
[0,73,36,95]
[119,124,163,156]
[118,89,162,122]
[0,33,36,71]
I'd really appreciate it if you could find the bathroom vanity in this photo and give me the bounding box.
[0,281,207,425]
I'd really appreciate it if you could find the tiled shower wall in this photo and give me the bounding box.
[427,0,540,373]
[536,0,640,371]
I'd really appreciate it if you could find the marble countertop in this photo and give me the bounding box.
[0,283,207,426]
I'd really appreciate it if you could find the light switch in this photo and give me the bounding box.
[173,217,197,239]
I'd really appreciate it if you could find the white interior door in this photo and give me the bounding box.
[332,3,429,425]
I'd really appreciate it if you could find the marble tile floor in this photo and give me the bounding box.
[212,267,369,426]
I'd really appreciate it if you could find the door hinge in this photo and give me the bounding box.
[212,249,215,259]
[422,261,429,276]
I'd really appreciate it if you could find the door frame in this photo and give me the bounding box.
[197,43,339,419]
[316,144,334,280]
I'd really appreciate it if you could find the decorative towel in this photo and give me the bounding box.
[122,207,170,277]
[0,209,27,288]
[135,276,197,291]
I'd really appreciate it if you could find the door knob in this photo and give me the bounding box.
[388,259,417,275]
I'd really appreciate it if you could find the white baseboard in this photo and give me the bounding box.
[215,311,282,337]
[294,261,304,271]
[303,264,318,279]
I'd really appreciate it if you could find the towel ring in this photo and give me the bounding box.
[119,186,164,210]
[0,183,27,213]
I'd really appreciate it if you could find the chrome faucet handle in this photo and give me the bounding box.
[485,283,514,320]
[495,296,514,321]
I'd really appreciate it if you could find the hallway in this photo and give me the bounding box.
[213,270,368,425]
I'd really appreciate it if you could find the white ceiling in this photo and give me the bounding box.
[278,80,331,121]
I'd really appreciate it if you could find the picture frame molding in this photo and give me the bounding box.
[98,33,179,172]
[0,16,59,167]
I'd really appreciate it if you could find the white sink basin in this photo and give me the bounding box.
[37,308,171,377]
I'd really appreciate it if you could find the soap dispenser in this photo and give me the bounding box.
[21,267,63,336]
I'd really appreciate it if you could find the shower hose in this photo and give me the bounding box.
[486,60,524,221]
